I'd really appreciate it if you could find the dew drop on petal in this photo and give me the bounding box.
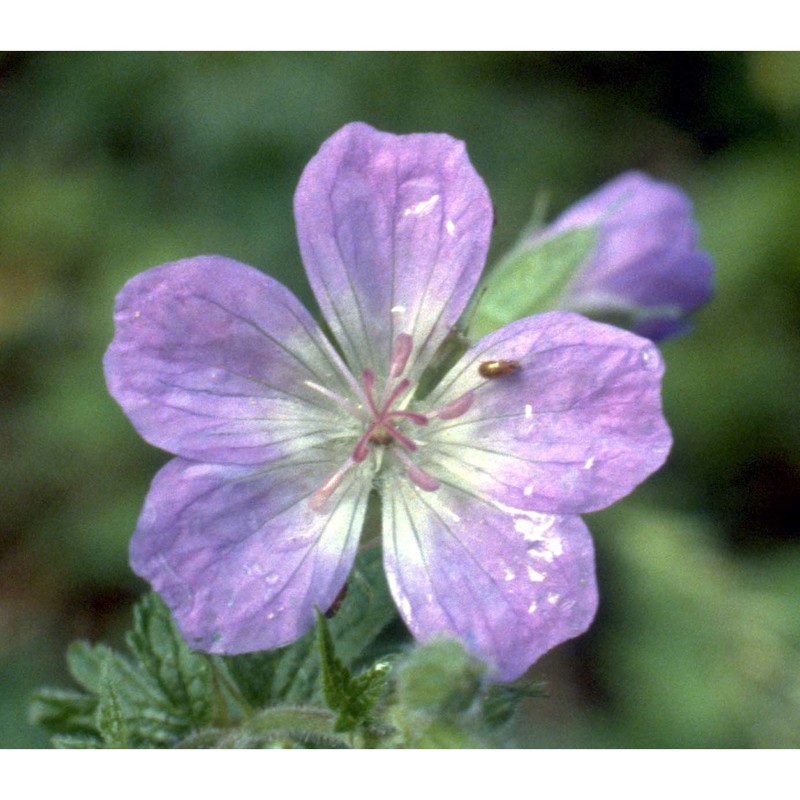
[527,565,546,582]
[514,513,555,541]
[640,345,660,370]
[527,601,538,614]
[503,567,516,581]
[404,194,440,216]
[517,403,536,436]
[548,537,564,557]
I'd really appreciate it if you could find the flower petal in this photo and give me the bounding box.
[420,311,672,514]
[130,456,371,653]
[382,478,597,681]
[104,256,362,465]
[548,171,714,340]
[294,122,492,383]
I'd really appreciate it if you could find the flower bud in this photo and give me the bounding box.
[542,171,714,341]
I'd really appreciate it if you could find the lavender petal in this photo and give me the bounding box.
[294,122,493,384]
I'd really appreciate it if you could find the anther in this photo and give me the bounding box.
[396,450,440,492]
[430,391,474,420]
[390,333,413,378]
[310,462,352,512]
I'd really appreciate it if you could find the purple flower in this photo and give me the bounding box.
[543,171,714,341]
[104,123,672,681]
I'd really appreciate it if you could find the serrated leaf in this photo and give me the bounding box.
[60,638,184,747]
[469,226,598,339]
[34,595,221,748]
[97,658,129,748]
[126,593,213,727]
[316,611,390,736]
[65,640,112,694]
[51,733,104,749]
[219,650,282,710]
[316,610,352,713]
[28,687,97,737]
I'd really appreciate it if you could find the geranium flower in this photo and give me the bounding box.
[104,123,672,681]
[541,171,714,341]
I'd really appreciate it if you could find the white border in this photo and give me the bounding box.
[5,2,796,50]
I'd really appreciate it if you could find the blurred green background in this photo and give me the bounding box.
[2,52,799,748]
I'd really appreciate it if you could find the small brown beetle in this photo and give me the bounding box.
[478,359,520,379]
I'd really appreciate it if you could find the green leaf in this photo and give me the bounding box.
[51,734,106,749]
[28,688,99,739]
[469,226,598,340]
[65,640,110,694]
[220,650,283,710]
[32,540,402,748]
[33,596,218,747]
[316,610,391,737]
[126,592,213,727]
[97,658,129,748]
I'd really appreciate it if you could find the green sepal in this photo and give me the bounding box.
[480,679,547,729]
[394,638,485,716]
[469,225,598,340]
[389,639,487,748]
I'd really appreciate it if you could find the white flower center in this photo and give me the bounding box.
[308,332,474,511]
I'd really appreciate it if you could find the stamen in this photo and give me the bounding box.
[396,449,440,492]
[310,461,352,512]
[354,368,419,462]
[379,377,412,415]
[390,332,413,377]
[362,370,380,417]
[430,391,474,420]
[407,463,440,492]
[303,379,366,420]
[352,429,374,463]
[388,409,429,426]
[379,421,418,452]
